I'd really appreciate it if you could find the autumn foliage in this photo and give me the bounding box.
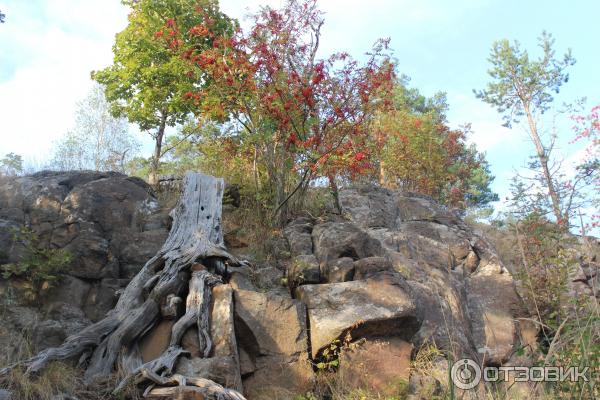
[148,0,496,219]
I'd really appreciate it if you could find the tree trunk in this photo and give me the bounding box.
[328,174,342,214]
[0,172,246,400]
[524,106,565,225]
[149,114,167,186]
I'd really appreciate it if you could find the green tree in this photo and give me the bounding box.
[92,0,236,183]
[0,10,5,23]
[375,80,497,211]
[475,31,575,225]
[0,153,23,176]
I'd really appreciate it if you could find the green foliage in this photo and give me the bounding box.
[0,227,72,302]
[375,80,498,210]
[546,305,600,399]
[92,0,237,179]
[474,31,575,128]
[315,339,342,371]
[93,0,235,131]
[0,152,23,176]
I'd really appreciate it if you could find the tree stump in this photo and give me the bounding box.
[0,172,246,400]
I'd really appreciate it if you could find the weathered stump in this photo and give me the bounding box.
[0,172,246,400]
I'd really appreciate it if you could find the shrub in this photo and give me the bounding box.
[0,226,72,302]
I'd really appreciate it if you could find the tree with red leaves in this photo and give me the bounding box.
[373,81,498,211]
[180,0,394,221]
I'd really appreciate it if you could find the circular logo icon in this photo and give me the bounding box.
[451,358,482,390]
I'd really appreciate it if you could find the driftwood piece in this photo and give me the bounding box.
[0,172,246,399]
[142,371,246,400]
[170,270,221,357]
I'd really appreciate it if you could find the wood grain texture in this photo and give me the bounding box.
[0,172,246,400]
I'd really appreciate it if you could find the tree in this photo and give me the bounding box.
[571,103,600,230]
[51,84,140,172]
[181,0,394,220]
[475,31,576,226]
[92,0,236,184]
[374,81,497,211]
[0,10,5,23]
[0,153,23,176]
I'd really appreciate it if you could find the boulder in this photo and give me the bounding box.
[139,320,175,363]
[283,217,314,256]
[312,222,382,263]
[467,263,522,365]
[33,303,90,351]
[233,289,313,399]
[83,278,129,322]
[175,356,241,391]
[353,256,393,280]
[332,185,527,365]
[338,338,412,396]
[321,257,355,283]
[295,273,420,358]
[288,254,320,287]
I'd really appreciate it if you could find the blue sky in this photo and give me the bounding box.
[0,0,598,219]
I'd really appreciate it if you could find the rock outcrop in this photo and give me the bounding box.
[283,185,529,397]
[1,175,534,399]
[0,171,169,352]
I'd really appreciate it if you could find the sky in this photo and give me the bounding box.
[0,0,599,220]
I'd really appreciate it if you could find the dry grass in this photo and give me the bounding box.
[296,372,408,400]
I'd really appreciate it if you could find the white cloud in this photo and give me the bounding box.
[0,0,129,160]
[446,92,522,153]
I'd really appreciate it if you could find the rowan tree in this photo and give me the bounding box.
[475,31,576,226]
[373,84,497,211]
[92,0,236,184]
[179,0,394,220]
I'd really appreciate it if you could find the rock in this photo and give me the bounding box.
[338,185,398,228]
[408,355,448,399]
[467,263,522,365]
[333,185,527,364]
[139,320,175,363]
[312,222,382,263]
[176,285,242,392]
[228,268,256,292]
[233,289,313,399]
[353,256,393,280]
[288,254,320,287]
[338,338,412,397]
[82,278,128,322]
[464,250,480,272]
[322,257,355,283]
[33,303,90,351]
[295,273,420,358]
[44,275,91,309]
[175,356,241,390]
[0,171,169,338]
[283,217,314,256]
[253,265,284,290]
[113,230,169,278]
[210,285,241,358]
[407,277,475,359]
